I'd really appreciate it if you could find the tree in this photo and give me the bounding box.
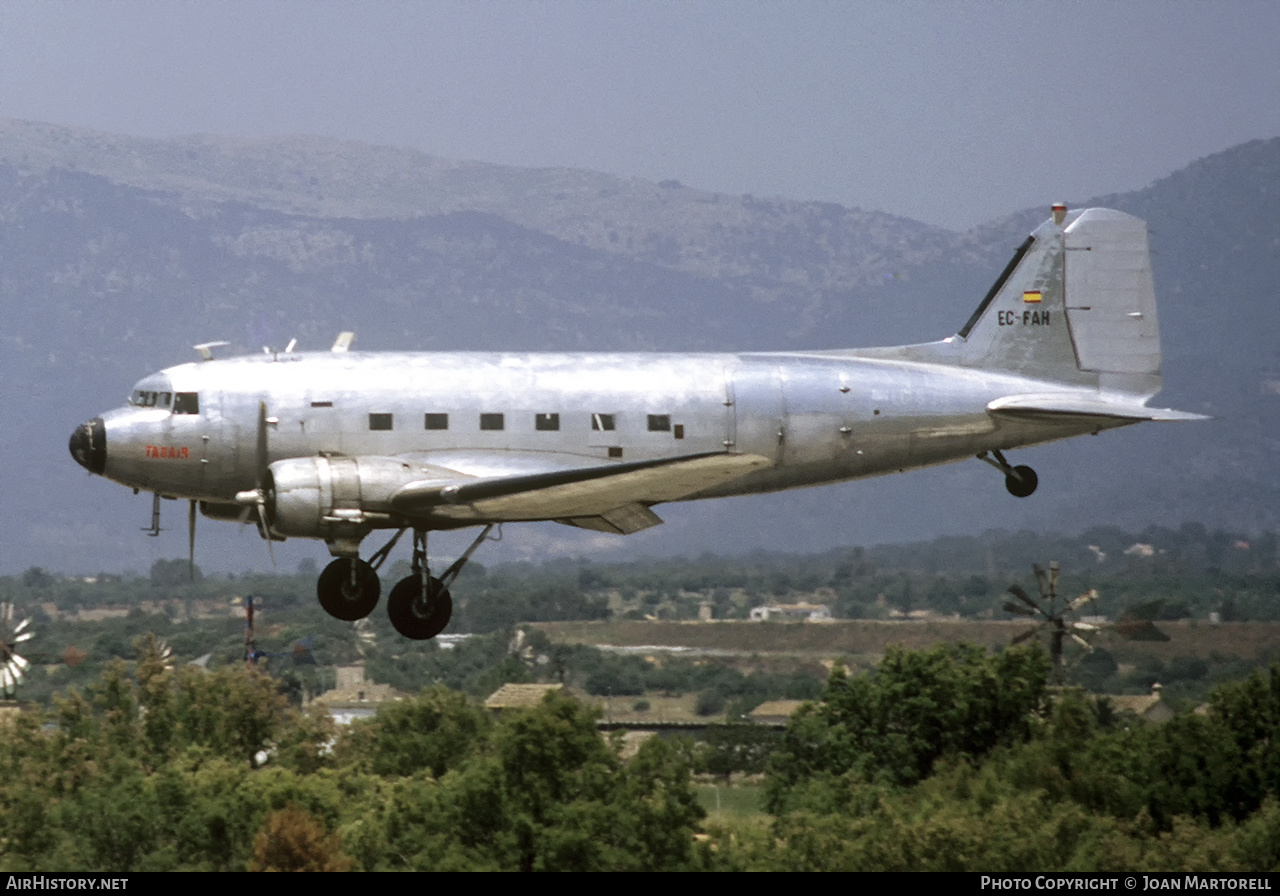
[766,644,1050,811]
[249,803,354,872]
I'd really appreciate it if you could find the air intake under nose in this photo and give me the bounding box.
[69,417,106,475]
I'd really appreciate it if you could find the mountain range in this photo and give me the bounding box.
[1,119,1275,574]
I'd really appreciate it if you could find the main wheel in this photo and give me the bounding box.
[317,558,381,621]
[1005,464,1039,498]
[387,575,453,640]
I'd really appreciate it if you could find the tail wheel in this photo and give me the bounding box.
[317,558,380,621]
[1005,465,1039,498]
[387,575,453,641]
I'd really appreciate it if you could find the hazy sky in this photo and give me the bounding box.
[1,1,1275,230]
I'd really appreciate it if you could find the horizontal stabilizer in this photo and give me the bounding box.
[988,393,1208,423]
[391,452,770,524]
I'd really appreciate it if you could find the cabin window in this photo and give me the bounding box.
[608,446,623,459]
[480,413,504,431]
[369,413,393,431]
[425,413,449,430]
[591,413,615,431]
[173,392,199,415]
[311,400,333,408]
[647,414,670,432]
[673,424,684,439]
[535,413,559,431]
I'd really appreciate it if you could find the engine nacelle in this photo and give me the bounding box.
[268,455,422,541]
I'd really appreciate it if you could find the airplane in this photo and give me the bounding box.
[69,205,1204,640]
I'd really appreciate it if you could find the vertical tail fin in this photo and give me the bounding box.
[952,207,1163,398]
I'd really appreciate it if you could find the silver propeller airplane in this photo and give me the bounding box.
[70,206,1203,640]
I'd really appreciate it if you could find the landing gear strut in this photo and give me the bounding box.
[387,526,494,640]
[978,449,1039,498]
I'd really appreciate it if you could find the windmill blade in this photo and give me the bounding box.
[1012,625,1045,645]
[1003,600,1038,617]
[1069,632,1094,651]
[1032,564,1051,600]
[1068,589,1099,613]
[1007,584,1047,617]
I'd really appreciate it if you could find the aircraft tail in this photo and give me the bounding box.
[949,207,1164,398]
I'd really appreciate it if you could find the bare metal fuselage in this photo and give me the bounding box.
[92,346,1118,522]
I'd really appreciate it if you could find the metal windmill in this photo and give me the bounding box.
[1004,562,1101,684]
[0,602,34,698]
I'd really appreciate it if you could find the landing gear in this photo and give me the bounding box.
[1004,465,1038,498]
[386,526,494,640]
[317,558,380,620]
[978,449,1039,498]
[316,525,497,639]
[388,575,452,640]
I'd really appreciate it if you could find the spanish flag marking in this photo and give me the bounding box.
[1023,290,1042,304]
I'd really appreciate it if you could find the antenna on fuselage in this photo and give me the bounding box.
[193,341,229,362]
[331,331,355,353]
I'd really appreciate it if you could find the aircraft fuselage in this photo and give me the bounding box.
[82,348,1116,517]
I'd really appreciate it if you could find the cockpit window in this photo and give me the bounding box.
[173,392,200,415]
[130,390,172,409]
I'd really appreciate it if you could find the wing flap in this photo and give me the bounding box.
[988,393,1208,423]
[555,504,665,535]
[391,452,770,524]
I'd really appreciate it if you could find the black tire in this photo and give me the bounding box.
[317,558,380,621]
[387,575,453,640]
[1005,465,1039,498]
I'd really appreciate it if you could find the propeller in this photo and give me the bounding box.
[188,499,197,581]
[235,401,277,565]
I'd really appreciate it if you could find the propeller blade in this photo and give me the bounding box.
[188,499,197,581]
[253,402,276,568]
[256,401,269,488]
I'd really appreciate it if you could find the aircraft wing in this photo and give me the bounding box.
[987,393,1209,424]
[389,451,771,533]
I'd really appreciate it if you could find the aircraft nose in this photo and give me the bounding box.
[69,417,107,475]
